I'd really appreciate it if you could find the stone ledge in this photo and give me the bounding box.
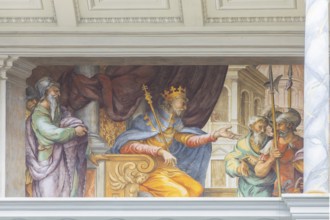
[0,195,328,220]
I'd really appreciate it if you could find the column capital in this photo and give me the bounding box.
[0,56,36,82]
[7,58,36,81]
[0,56,36,87]
[0,56,19,80]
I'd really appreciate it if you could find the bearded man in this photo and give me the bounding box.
[109,86,239,197]
[26,77,88,197]
[255,108,303,196]
[225,116,276,197]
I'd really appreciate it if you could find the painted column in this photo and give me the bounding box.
[0,57,35,197]
[0,56,18,197]
[0,56,10,197]
[304,0,329,193]
[74,66,109,154]
[231,80,238,128]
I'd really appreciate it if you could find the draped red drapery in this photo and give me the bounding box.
[27,65,228,128]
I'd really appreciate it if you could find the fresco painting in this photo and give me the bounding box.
[24,64,304,197]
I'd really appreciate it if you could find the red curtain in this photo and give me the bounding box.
[27,65,227,128]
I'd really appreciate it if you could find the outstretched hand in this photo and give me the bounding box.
[212,125,240,140]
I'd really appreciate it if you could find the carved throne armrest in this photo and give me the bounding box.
[90,154,157,197]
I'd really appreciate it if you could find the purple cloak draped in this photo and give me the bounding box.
[25,112,88,197]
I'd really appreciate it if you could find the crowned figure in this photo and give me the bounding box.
[108,85,239,197]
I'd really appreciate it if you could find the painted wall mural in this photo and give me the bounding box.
[24,64,304,197]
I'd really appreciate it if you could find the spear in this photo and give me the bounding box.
[142,84,169,150]
[265,65,282,197]
[285,65,293,108]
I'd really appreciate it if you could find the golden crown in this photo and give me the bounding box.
[162,86,186,101]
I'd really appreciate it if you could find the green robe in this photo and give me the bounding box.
[29,104,87,197]
[225,133,276,197]
[31,104,75,161]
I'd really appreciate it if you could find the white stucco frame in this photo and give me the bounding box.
[0,2,329,218]
[0,32,328,220]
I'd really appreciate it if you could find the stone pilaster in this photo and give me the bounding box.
[0,56,36,197]
[231,79,238,126]
[304,0,329,193]
[0,56,16,197]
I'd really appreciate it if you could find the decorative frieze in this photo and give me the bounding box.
[79,16,183,24]
[0,17,56,23]
[206,16,305,23]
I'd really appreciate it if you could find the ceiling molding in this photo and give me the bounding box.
[0,0,43,10]
[0,0,309,26]
[215,0,297,10]
[87,0,170,10]
[0,0,56,24]
[203,0,305,24]
[74,0,183,24]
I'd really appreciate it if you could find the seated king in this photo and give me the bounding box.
[109,85,239,197]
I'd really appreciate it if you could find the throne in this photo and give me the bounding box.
[89,154,156,197]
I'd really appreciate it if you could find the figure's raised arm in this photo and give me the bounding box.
[174,133,216,148]
[174,125,240,148]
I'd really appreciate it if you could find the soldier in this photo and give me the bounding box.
[255,108,304,195]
